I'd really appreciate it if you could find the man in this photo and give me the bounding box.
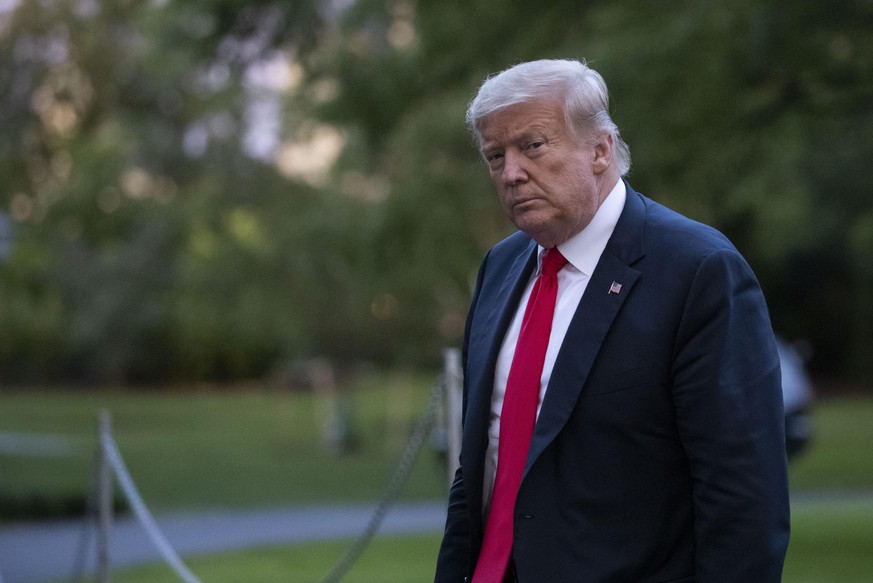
[434,59,789,582]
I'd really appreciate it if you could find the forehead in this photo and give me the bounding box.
[478,99,568,146]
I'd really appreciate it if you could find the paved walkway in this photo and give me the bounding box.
[3,492,872,583]
[0,501,447,583]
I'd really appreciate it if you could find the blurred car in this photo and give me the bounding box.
[777,337,814,460]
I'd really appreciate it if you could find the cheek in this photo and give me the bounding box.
[558,171,595,215]
[493,184,514,213]
[549,160,584,190]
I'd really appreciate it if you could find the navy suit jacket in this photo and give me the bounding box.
[435,183,790,582]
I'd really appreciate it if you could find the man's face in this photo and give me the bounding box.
[478,99,612,248]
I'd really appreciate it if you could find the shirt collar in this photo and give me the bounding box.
[537,178,626,276]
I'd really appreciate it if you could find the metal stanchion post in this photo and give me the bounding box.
[443,348,463,487]
[97,410,113,583]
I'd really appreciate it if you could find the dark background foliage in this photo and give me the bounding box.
[1,0,871,387]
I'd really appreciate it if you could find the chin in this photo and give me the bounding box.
[521,228,558,248]
[513,215,550,240]
[513,211,546,231]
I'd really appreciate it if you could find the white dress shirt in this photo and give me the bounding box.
[482,178,626,510]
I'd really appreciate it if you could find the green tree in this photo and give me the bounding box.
[0,0,335,383]
[303,0,873,382]
[1,0,871,385]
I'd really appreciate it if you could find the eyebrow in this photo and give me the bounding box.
[516,130,546,143]
[481,129,548,152]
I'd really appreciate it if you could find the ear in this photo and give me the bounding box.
[591,133,614,175]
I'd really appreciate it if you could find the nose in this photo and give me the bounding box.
[501,151,528,186]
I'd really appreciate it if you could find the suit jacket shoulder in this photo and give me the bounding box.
[616,184,741,265]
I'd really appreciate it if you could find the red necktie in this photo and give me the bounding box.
[472,247,568,583]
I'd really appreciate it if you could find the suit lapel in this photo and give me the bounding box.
[466,243,536,422]
[492,245,538,346]
[462,240,537,519]
[525,184,647,475]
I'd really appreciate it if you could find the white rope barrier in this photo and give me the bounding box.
[100,429,203,583]
[91,367,449,583]
[317,375,445,583]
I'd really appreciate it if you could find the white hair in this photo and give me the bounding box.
[466,59,631,176]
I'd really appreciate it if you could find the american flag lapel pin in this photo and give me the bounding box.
[608,281,623,295]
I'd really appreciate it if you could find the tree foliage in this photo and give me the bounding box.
[304,0,873,382]
[1,0,871,385]
[0,0,332,382]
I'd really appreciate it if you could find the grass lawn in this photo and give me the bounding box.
[4,381,873,582]
[53,496,873,583]
[0,372,448,516]
[783,497,873,583]
[57,534,443,583]
[787,393,873,492]
[3,382,871,513]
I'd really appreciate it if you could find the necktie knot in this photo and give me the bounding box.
[541,248,568,278]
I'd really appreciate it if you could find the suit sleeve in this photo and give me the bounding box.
[434,250,491,582]
[672,248,790,582]
[434,465,472,582]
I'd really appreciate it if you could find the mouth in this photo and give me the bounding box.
[512,197,542,211]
